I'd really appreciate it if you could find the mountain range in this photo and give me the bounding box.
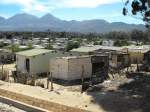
[0,13,145,33]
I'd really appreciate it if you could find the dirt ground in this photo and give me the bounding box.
[0,72,149,112]
[0,64,149,112]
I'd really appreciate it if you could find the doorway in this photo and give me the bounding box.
[25,58,30,73]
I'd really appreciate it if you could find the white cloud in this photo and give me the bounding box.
[0,0,121,13]
[63,0,121,8]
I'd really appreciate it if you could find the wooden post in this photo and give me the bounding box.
[136,58,139,72]
[1,63,3,78]
[81,65,84,93]
[47,72,49,89]
[50,72,53,91]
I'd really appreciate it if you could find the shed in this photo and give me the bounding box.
[50,56,92,81]
[49,55,109,82]
[16,49,54,75]
[122,45,150,64]
[110,52,130,69]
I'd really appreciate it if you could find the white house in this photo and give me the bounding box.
[16,49,53,74]
[102,40,114,46]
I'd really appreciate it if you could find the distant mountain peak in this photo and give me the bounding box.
[40,13,60,21]
[8,13,38,20]
[0,13,145,33]
[42,13,54,17]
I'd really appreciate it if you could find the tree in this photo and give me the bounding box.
[104,31,131,40]
[27,42,33,49]
[45,43,53,50]
[65,41,80,51]
[123,0,150,27]
[130,29,145,42]
[114,40,130,47]
[11,44,20,52]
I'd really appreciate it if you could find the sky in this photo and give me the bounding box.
[0,0,144,24]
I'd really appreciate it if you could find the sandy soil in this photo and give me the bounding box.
[0,64,147,112]
[0,73,145,112]
[0,64,16,71]
[0,80,106,112]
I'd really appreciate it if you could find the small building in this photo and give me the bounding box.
[110,52,130,69]
[102,40,114,46]
[16,49,53,75]
[49,55,109,82]
[122,45,150,64]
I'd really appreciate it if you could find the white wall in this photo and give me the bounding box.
[16,53,52,74]
[50,57,92,81]
[16,55,28,73]
[50,58,68,80]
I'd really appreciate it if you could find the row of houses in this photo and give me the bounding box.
[0,44,150,83]
[16,49,109,82]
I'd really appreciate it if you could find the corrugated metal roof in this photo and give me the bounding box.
[71,45,122,53]
[16,49,53,57]
[123,45,150,53]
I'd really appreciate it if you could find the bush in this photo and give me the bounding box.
[65,41,80,51]
[114,40,130,47]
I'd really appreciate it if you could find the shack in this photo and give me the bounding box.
[49,55,109,83]
[122,45,150,64]
[16,49,53,75]
[110,52,130,69]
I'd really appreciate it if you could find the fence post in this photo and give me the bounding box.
[2,63,3,78]
[50,72,53,91]
[81,65,84,93]
[47,72,49,89]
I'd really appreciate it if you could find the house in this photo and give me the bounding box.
[102,40,114,46]
[110,52,130,69]
[49,55,109,82]
[16,49,54,75]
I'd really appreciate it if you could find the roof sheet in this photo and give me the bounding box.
[16,49,53,57]
[71,45,122,53]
